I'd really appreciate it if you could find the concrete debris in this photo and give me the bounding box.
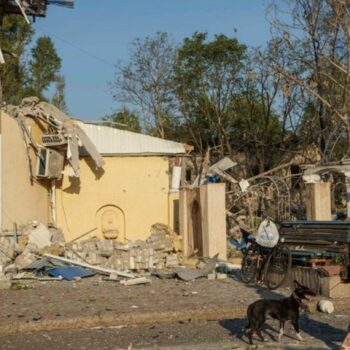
[27,222,52,249]
[174,254,219,281]
[0,222,64,274]
[4,264,18,275]
[44,253,135,278]
[15,251,38,270]
[216,273,227,280]
[0,274,12,289]
[166,254,180,268]
[0,237,16,269]
[65,227,179,272]
[120,277,152,286]
[207,272,216,280]
[150,223,182,253]
[0,221,222,284]
[109,272,119,281]
[6,97,105,178]
[180,257,199,268]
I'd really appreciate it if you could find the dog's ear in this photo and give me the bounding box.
[294,280,301,288]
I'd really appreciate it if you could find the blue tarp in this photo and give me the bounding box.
[47,266,96,281]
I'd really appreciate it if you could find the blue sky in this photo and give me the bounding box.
[32,0,270,120]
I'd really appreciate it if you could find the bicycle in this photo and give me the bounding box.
[230,220,292,290]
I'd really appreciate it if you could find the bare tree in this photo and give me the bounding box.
[267,0,350,162]
[110,32,177,139]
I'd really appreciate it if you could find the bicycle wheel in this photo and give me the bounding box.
[240,243,260,284]
[264,243,291,290]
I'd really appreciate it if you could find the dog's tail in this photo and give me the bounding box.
[244,303,254,330]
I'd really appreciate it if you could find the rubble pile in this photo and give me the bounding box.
[0,222,65,275]
[0,237,16,274]
[66,226,176,271]
[0,222,182,284]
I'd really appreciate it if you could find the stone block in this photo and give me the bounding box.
[216,273,227,279]
[0,276,11,290]
[28,223,52,248]
[207,272,216,280]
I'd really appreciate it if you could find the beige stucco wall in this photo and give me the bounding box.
[0,111,50,229]
[56,156,177,242]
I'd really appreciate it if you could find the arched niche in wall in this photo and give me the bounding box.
[95,205,125,242]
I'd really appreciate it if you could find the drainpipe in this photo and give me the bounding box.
[51,179,56,226]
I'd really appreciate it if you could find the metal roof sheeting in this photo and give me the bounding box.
[77,122,186,156]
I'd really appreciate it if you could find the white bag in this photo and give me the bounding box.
[256,219,279,248]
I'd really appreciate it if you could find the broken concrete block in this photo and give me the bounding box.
[120,277,151,286]
[150,223,182,252]
[86,252,106,266]
[216,273,227,279]
[207,273,216,280]
[39,245,65,256]
[50,228,65,244]
[181,257,199,268]
[197,261,206,269]
[166,254,179,268]
[109,272,119,281]
[16,235,29,254]
[28,223,52,248]
[0,237,16,261]
[4,264,18,275]
[0,275,12,289]
[96,240,114,257]
[15,252,38,270]
[23,243,39,254]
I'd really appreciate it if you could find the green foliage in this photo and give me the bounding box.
[0,15,64,105]
[102,108,141,133]
[28,36,61,99]
[0,15,34,104]
[175,32,247,156]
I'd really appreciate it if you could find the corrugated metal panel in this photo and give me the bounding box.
[77,122,186,155]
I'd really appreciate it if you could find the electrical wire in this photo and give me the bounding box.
[35,24,115,68]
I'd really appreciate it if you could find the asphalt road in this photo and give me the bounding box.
[1,311,349,350]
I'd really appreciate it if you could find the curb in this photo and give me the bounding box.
[0,307,247,336]
[0,298,349,336]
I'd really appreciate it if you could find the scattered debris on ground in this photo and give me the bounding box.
[0,221,231,289]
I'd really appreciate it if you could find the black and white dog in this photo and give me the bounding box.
[245,280,316,344]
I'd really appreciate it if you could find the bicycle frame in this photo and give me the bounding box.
[245,240,277,282]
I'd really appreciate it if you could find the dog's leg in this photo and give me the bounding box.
[257,329,267,342]
[247,329,254,345]
[256,318,267,342]
[292,319,302,341]
[278,320,284,342]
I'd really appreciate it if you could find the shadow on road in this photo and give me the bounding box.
[219,313,347,349]
[299,314,347,349]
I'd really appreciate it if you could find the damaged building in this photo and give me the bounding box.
[0,97,192,243]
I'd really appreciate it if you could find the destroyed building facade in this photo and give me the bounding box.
[0,98,191,242]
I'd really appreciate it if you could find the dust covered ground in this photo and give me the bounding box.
[0,275,349,349]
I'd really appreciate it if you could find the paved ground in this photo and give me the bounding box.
[0,275,288,334]
[0,312,349,349]
[0,274,349,349]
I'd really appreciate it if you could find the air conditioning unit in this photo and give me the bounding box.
[41,133,67,147]
[36,148,64,179]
